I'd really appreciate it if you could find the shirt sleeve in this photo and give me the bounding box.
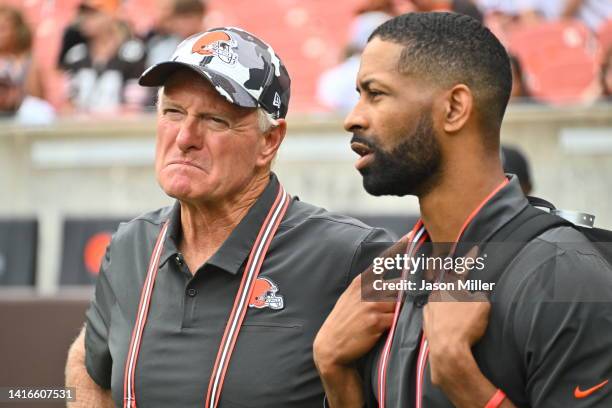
[347,227,394,284]
[512,250,612,407]
[84,243,116,389]
[346,228,397,407]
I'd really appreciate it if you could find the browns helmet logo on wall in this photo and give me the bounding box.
[83,231,113,276]
[249,277,284,310]
[191,31,238,65]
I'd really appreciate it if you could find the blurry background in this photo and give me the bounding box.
[0,0,611,404]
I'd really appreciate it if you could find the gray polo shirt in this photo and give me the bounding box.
[85,174,392,407]
[364,176,612,407]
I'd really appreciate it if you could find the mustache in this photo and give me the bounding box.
[350,134,377,150]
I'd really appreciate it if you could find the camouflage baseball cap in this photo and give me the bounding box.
[139,27,291,119]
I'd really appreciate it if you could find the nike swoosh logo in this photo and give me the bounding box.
[574,379,609,399]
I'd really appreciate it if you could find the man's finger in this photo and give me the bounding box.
[362,275,415,301]
[428,288,491,303]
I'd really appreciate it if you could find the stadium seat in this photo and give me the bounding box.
[526,48,598,104]
[507,20,593,70]
[0,219,38,286]
[59,217,128,285]
[507,21,598,104]
[508,20,592,57]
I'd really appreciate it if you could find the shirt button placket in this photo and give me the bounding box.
[183,284,198,328]
[177,253,197,327]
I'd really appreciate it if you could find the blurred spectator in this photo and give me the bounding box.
[57,23,87,68]
[144,0,207,69]
[0,5,31,117]
[601,46,612,100]
[355,0,397,15]
[476,0,522,37]
[451,0,485,22]
[168,0,207,40]
[316,11,391,112]
[141,0,206,108]
[59,0,147,114]
[501,145,533,195]
[410,0,484,23]
[558,0,612,31]
[391,0,418,14]
[0,5,54,123]
[358,0,483,23]
[509,54,535,102]
[479,0,612,31]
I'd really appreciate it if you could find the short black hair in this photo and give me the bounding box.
[369,12,512,136]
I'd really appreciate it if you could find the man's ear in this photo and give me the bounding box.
[257,119,287,167]
[442,84,473,134]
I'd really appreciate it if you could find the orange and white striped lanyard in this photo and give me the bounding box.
[377,178,509,408]
[122,185,291,408]
[377,220,428,407]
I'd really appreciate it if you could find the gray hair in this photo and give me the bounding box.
[156,87,279,134]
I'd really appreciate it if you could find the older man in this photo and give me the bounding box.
[65,27,391,407]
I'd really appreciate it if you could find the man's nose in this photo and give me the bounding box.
[343,101,368,133]
[176,116,203,152]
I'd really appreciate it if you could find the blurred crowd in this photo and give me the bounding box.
[0,0,611,124]
[1,0,206,123]
[318,0,612,111]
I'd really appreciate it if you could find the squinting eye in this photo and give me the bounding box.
[163,109,183,119]
[207,117,230,130]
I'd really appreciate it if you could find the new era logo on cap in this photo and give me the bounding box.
[139,27,291,119]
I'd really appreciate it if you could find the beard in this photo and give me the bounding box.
[352,110,442,197]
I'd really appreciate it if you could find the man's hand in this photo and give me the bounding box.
[423,290,490,386]
[315,273,397,366]
[423,245,491,374]
[423,288,515,408]
[313,273,396,408]
[313,240,408,408]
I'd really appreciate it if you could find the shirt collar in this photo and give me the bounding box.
[159,173,283,274]
[405,175,527,298]
[412,175,528,249]
[459,174,528,245]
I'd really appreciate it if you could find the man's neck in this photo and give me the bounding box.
[419,161,506,243]
[178,173,270,271]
